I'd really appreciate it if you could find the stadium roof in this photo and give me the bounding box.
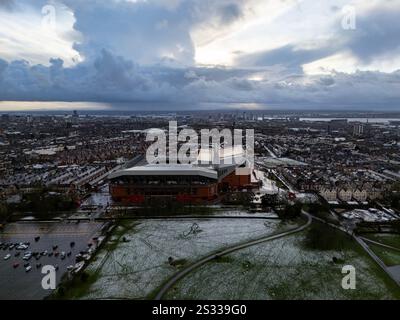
[108,146,250,181]
[108,164,218,180]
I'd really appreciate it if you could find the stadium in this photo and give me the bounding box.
[108,147,259,204]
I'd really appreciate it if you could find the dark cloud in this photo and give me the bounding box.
[218,3,243,24]
[344,7,400,63]
[235,4,400,73]
[63,0,246,66]
[68,1,194,65]
[0,0,14,10]
[236,45,337,73]
[0,50,399,108]
[0,58,7,76]
[318,76,335,86]
[0,1,399,109]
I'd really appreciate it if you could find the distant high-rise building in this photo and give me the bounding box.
[353,123,364,136]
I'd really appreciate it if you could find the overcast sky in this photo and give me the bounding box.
[0,0,399,109]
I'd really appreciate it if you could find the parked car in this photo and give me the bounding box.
[16,243,28,250]
[22,253,32,261]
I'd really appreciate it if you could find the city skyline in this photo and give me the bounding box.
[1,0,400,304]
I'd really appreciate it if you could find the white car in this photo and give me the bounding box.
[22,253,32,260]
[16,244,28,250]
[25,266,32,272]
[4,254,11,260]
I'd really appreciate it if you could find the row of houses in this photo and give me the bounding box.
[319,187,385,202]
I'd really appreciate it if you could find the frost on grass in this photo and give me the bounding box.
[166,231,400,300]
[76,215,283,299]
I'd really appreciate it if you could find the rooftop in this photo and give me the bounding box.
[108,164,218,180]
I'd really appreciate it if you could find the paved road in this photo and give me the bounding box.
[263,145,278,159]
[271,170,295,193]
[354,236,400,287]
[360,237,400,252]
[154,212,312,300]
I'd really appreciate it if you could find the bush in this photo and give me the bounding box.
[0,202,8,221]
[15,188,76,217]
[277,203,302,219]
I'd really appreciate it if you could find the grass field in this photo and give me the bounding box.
[60,209,290,299]
[59,213,400,300]
[164,223,400,300]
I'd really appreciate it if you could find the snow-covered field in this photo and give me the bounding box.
[166,230,400,300]
[64,210,400,300]
[73,211,287,299]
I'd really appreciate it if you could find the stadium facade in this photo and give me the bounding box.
[108,147,259,204]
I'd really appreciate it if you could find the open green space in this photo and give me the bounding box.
[165,223,400,300]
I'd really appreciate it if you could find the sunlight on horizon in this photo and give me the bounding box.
[0,101,112,112]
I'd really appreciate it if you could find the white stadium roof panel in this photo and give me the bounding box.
[108,165,218,180]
